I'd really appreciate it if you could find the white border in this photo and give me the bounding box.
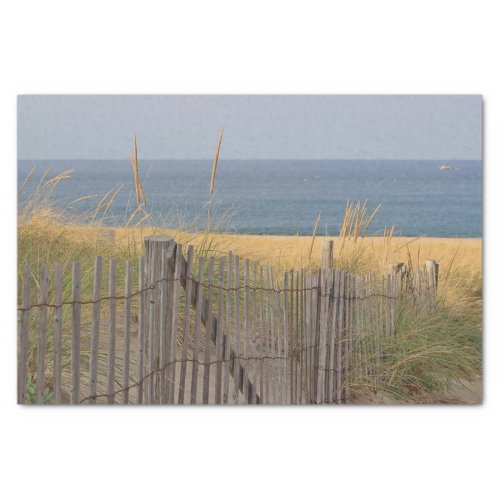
[1,2,498,499]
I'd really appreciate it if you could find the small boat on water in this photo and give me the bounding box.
[438,164,452,170]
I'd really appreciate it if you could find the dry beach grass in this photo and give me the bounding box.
[18,209,483,403]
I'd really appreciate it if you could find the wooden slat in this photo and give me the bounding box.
[311,272,319,402]
[299,269,305,404]
[123,260,132,404]
[153,245,162,403]
[373,273,381,387]
[324,270,332,402]
[89,256,102,404]
[316,268,330,404]
[377,273,384,374]
[273,267,282,403]
[267,266,276,404]
[222,252,233,404]
[159,246,169,404]
[359,274,367,383]
[263,266,270,404]
[163,245,175,404]
[295,270,300,404]
[18,265,31,404]
[107,260,117,404]
[327,270,340,403]
[232,256,240,404]
[178,245,194,404]
[53,263,63,404]
[327,269,341,403]
[166,241,178,402]
[137,256,145,404]
[393,269,401,313]
[311,272,318,402]
[154,244,163,402]
[223,252,233,404]
[190,256,205,404]
[314,274,322,401]
[303,269,308,404]
[340,273,348,403]
[147,244,158,404]
[310,274,319,402]
[36,266,49,404]
[335,271,345,403]
[168,243,182,404]
[252,262,258,404]
[294,270,299,404]
[289,270,294,404]
[145,251,153,404]
[202,257,215,404]
[356,273,363,383]
[71,262,81,405]
[215,256,225,404]
[363,274,370,382]
[343,273,352,403]
[273,267,280,403]
[259,266,265,404]
[222,334,230,404]
[283,271,289,404]
[315,269,324,404]
[303,272,311,403]
[243,259,250,402]
[368,274,374,382]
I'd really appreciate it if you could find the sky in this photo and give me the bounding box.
[17,95,482,160]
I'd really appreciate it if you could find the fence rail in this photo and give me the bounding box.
[17,237,439,405]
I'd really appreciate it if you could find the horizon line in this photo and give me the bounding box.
[18,157,483,162]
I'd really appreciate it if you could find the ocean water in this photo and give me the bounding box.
[17,159,483,237]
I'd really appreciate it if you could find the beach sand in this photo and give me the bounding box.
[109,228,482,276]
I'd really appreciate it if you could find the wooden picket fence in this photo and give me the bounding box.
[17,236,439,405]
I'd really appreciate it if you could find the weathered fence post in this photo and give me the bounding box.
[389,262,404,275]
[425,260,439,290]
[143,236,177,404]
[425,259,439,305]
[320,240,334,269]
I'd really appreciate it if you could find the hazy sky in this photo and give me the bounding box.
[18,95,482,160]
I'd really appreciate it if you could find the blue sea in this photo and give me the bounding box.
[17,160,483,237]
